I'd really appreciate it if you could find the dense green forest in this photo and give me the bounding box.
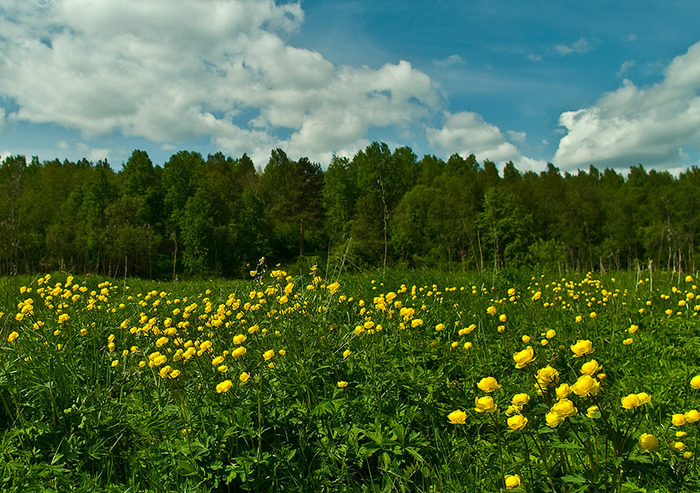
[1,143,698,278]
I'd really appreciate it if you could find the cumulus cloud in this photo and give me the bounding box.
[0,0,441,163]
[427,111,545,171]
[553,40,700,171]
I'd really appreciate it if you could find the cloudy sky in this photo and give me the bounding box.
[1,0,700,173]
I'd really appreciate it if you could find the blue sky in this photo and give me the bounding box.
[1,0,700,173]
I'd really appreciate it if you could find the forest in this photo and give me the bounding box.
[0,142,698,279]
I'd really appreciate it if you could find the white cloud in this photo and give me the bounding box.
[617,60,635,78]
[0,0,443,164]
[427,111,546,171]
[554,37,591,56]
[434,54,465,67]
[553,40,700,171]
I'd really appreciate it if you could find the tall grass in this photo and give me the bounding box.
[0,268,699,492]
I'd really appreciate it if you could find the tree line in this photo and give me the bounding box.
[1,143,698,278]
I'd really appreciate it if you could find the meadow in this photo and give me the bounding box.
[1,266,699,492]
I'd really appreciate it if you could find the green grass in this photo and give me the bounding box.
[1,268,699,492]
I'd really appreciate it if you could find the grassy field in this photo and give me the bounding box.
[1,266,700,492]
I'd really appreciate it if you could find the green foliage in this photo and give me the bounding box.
[2,145,700,278]
[1,269,700,491]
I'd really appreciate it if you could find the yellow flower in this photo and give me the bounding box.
[555,384,571,399]
[535,365,559,388]
[628,324,638,334]
[477,376,501,393]
[511,393,530,406]
[507,414,528,431]
[159,366,173,378]
[532,291,541,301]
[499,314,507,323]
[486,306,497,316]
[691,375,700,389]
[513,346,535,368]
[672,441,686,452]
[111,360,119,367]
[546,329,556,339]
[239,372,250,384]
[216,380,233,393]
[545,411,563,428]
[551,398,577,418]
[586,405,599,418]
[263,349,275,361]
[211,356,225,366]
[638,433,659,452]
[521,335,531,343]
[57,313,70,324]
[7,331,19,342]
[231,346,247,358]
[447,409,467,424]
[621,394,640,410]
[474,396,497,413]
[636,392,651,406]
[623,338,634,345]
[685,409,700,423]
[504,474,521,489]
[343,349,351,359]
[580,359,601,375]
[233,334,247,345]
[337,381,348,388]
[570,339,593,357]
[571,375,600,397]
[672,414,687,426]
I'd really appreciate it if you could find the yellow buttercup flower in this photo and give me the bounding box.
[672,414,687,426]
[231,346,247,358]
[636,392,651,406]
[239,372,250,384]
[555,383,571,399]
[7,331,19,342]
[504,474,521,489]
[447,409,467,424]
[535,365,560,389]
[474,396,497,413]
[551,398,577,418]
[621,394,640,410]
[691,375,700,389]
[571,375,600,397]
[337,381,348,388]
[580,359,601,375]
[570,339,594,357]
[545,411,563,428]
[638,433,659,452]
[513,346,535,368]
[507,414,528,431]
[216,380,233,393]
[477,376,501,393]
[685,409,700,423]
[511,393,530,406]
